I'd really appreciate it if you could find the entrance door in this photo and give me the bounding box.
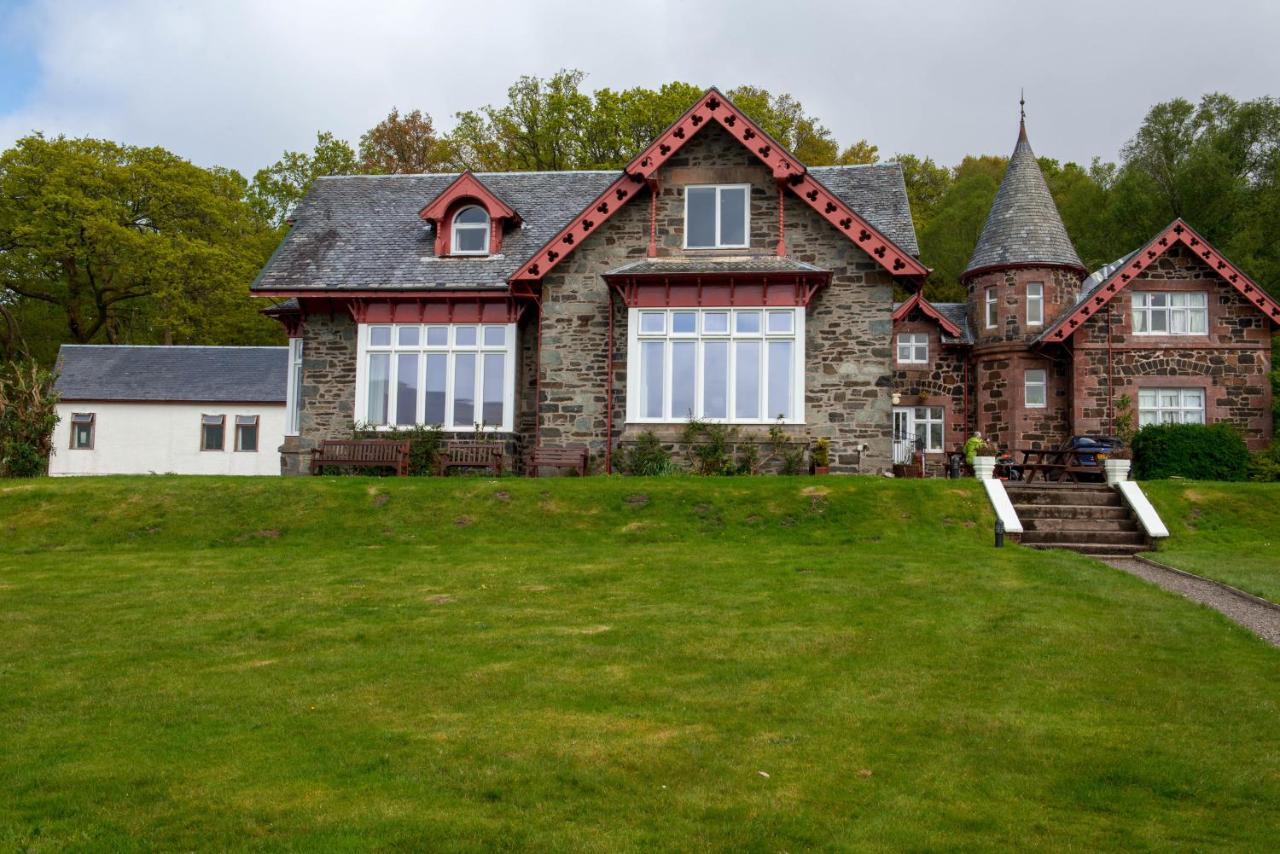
[892,407,914,465]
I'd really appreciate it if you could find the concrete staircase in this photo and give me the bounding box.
[1005,482,1149,557]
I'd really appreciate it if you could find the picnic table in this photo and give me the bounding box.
[1015,447,1100,483]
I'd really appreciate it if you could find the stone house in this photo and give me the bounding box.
[891,114,1278,473]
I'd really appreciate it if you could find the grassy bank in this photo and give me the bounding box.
[1,476,1277,850]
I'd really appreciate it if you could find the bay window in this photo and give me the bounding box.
[684,185,750,249]
[1132,291,1207,335]
[627,307,804,424]
[1138,388,1205,426]
[357,323,516,431]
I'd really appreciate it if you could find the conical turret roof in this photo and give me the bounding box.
[964,117,1084,278]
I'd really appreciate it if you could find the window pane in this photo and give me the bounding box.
[369,326,392,347]
[1149,293,1167,307]
[455,226,487,253]
[367,353,390,424]
[767,340,793,420]
[671,342,696,420]
[1133,309,1147,333]
[735,340,760,419]
[456,206,487,224]
[482,352,504,427]
[703,341,728,419]
[395,353,419,425]
[483,326,506,347]
[398,326,420,347]
[453,353,475,426]
[1150,310,1167,332]
[672,312,697,334]
[686,187,716,247]
[75,425,92,448]
[1189,309,1207,334]
[425,354,447,425]
[455,326,477,347]
[767,311,793,334]
[640,312,665,334]
[642,341,665,418]
[237,424,259,452]
[703,312,729,334]
[735,311,761,334]
[203,424,224,451]
[719,187,746,246]
[1183,389,1204,408]
[426,326,448,347]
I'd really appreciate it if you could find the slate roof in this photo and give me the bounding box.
[892,301,974,345]
[1033,250,1138,344]
[252,164,920,293]
[964,122,1084,277]
[605,257,827,276]
[55,345,288,403]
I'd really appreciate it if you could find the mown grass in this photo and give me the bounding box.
[1142,480,1280,602]
[1,475,1278,851]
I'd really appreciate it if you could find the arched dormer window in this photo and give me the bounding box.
[451,205,490,255]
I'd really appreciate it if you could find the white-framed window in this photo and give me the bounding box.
[356,323,516,432]
[684,185,750,249]
[201,414,226,451]
[235,415,260,452]
[626,307,804,424]
[1024,369,1047,408]
[1026,282,1044,326]
[985,287,997,329]
[451,206,490,255]
[896,333,929,364]
[891,406,944,463]
[286,338,303,436]
[1132,291,1207,335]
[70,412,95,449]
[1138,388,1205,426]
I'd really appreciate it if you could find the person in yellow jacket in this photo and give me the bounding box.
[963,431,984,466]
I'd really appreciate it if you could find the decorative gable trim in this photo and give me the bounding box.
[419,171,520,257]
[509,88,928,282]
[892,291,964,338]
[1042,218,1280,343]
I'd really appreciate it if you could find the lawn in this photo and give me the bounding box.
[1142,480,1280,602]
[1,476,1278,851]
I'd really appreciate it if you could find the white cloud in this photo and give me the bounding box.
[1,0,1278,176]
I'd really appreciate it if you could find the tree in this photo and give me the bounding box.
[0,134,282,360]
[0,358,59,477]
[251,131,358,226]
[359,108,450,174]
[893,153,953,233]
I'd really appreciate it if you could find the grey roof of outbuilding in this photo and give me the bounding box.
[605,257,827,276]
[893,300,975,345]
[55,345,287,403]
[252,163,920,293]
[964,123,1084,277]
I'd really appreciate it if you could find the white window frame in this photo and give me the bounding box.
[355,322,516,432]
[451,205,490,256]
[683,184,751,250]
[285,338,303,436]
[625,307,805,425]
[1138,388,1206,426]
[1024,369,1047,409]
[1131,291,1208,336]
[1026,282,1044,326]
[985,287,997,329]
[896,332,929,364]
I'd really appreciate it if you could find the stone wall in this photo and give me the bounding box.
[966,266,1082,346]
[892,308,971,472]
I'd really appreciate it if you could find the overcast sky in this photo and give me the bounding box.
[1,0,1277,177]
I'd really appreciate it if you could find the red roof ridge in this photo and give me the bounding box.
[892,291,964,339]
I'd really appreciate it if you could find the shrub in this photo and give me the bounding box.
[1248,443,1280,482]
[352,423,446,476]
[811,437,831,469]
[620,430,678,476]
[682,419,736,475]
[0,359,59,478]
[1130,422,1250,481]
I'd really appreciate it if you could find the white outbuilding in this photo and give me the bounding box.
[49,345,288,476]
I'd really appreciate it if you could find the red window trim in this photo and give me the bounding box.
[419,171,520,258]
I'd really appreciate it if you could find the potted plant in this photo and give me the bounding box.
[1103,445,1132,485]
[973,441,998,480]
[812,438,831,475]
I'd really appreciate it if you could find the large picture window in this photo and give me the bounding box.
[627,307,804,424]
[684,185,750,249]
[1132,291,1207,335]
[1139,388,1205,426]
[357,323,516,431]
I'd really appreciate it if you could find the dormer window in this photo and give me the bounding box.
[685,185,749,249]
[451,206,490,255]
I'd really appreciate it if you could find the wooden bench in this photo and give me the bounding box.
[437,442,503,476]
[311,439,410,476]
[527,446,589,477]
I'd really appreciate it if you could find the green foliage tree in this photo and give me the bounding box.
[0,358,58,477]
[251,131,358,226]
[359,108,450,175]
[0,134,282,363]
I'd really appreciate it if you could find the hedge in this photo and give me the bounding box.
[1130,422,1250,481]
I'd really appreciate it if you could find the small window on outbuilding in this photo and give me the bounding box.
[201,414,225,451]
[451,206,490,255]
[235,415,260,452]
[70,412,95,449]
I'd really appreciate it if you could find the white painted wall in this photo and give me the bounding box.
[48,402,285,476]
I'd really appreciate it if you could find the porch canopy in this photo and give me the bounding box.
[602,257,831,307]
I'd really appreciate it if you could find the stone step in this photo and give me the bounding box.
[1024,542,1148,556]
[1015,504,1132,520]
[1022,517,1138,533]
[1021,529,1148,546]
[1006,490,1123,507]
